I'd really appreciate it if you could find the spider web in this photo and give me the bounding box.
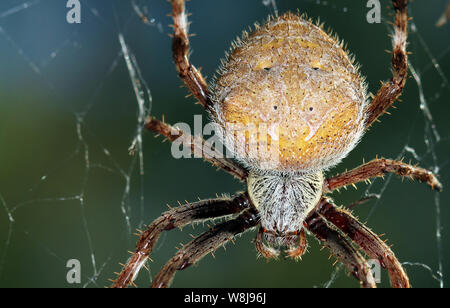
[0,0,448,288]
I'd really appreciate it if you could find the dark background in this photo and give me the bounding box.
[0,0,449,288]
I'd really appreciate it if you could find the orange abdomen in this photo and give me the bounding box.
[212,13,367,172]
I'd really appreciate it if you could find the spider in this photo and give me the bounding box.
[112,0,442,288]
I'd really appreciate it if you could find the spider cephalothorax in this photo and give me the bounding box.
[113,0,442,288]
[247,170,323,251]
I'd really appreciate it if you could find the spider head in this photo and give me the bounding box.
[212,13,368,173]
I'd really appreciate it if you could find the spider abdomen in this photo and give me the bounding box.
[247,170,323,243]
[212,12,368,172]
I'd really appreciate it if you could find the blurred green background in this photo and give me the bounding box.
[0,0,449,288]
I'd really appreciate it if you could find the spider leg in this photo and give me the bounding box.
[306,212,377,288]
[316,198,410,288]
[112,193,251,288]
[151,208,260,288]
[325,158,442,193]
[365,0,408,127]
[171,0,214,112]
[146,116,247,181]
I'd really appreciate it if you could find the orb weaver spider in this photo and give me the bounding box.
[112,0,442,288]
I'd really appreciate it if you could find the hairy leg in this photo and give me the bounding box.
[365,0,409,127]
[171,0,214,112]
[151,208,260,288]
[146,116,247,181]
[306,213,377,288]
[316,198,410,288]
[112,193,251,288]
[325,158,442,192]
